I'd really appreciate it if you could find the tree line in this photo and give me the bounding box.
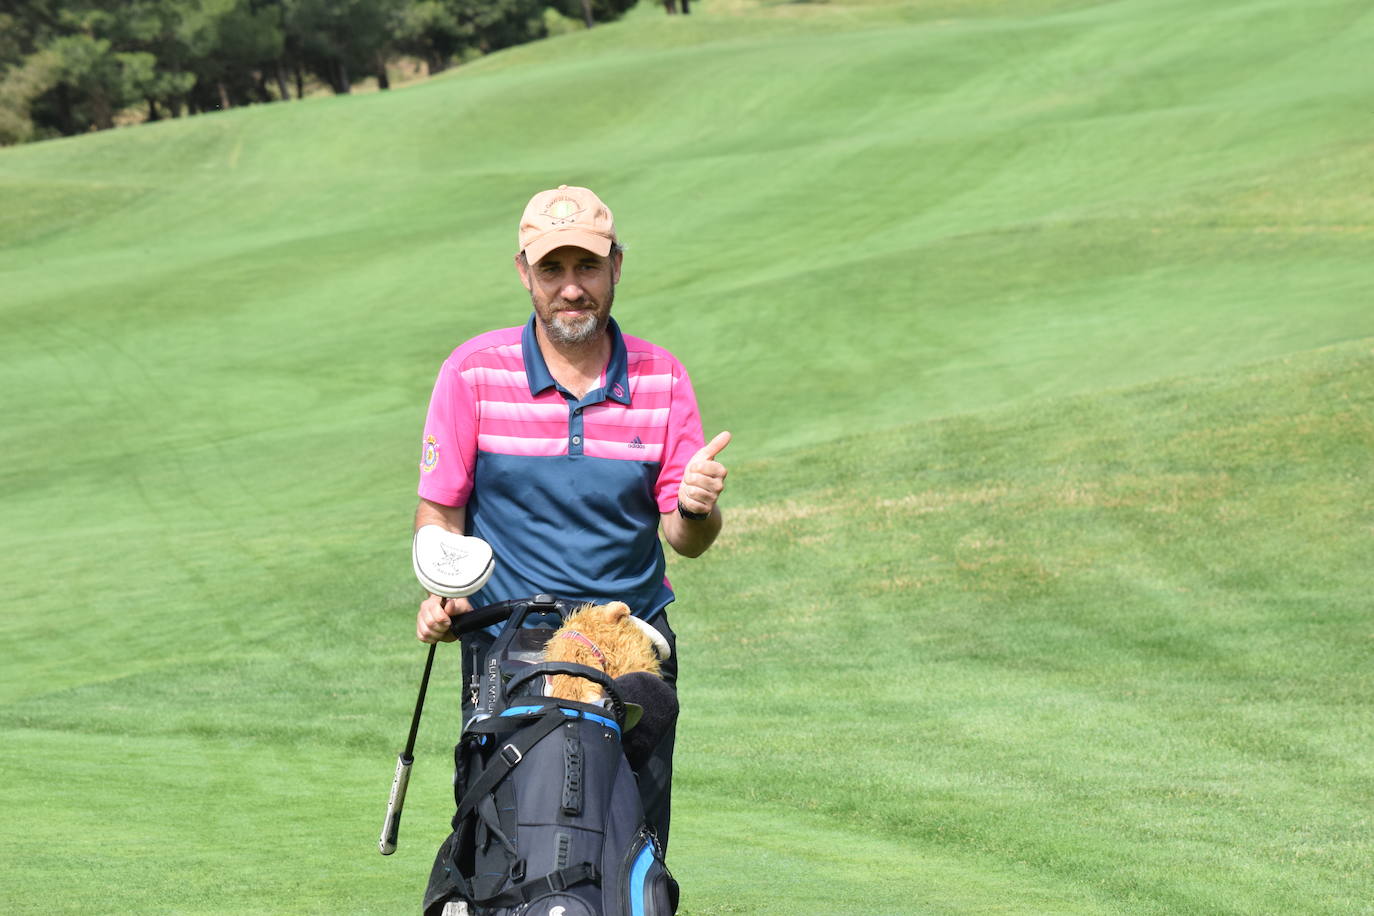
[0,0,638,144]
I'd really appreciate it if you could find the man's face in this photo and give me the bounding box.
[518,245,621,347]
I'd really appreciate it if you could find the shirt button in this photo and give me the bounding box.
[574,407,582,415]
[572,436,582,445]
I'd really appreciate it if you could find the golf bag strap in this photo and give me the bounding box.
[477,862,601,908]
[477,793,518,854]
[455,707,566,825]
[506,662,628,727]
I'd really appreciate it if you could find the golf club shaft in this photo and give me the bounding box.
[405,640,438,756]
[379,641,437,855]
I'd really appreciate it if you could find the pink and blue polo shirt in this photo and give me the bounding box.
[418,316,705,620]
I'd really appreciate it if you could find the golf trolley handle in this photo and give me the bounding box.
[449,600,518,635]
[449,593,584,636]
[505,662,629,728]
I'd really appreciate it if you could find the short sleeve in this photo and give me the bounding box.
[654,361,706,513]
[417,354,479,507]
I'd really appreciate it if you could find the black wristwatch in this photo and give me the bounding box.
[677,501,710,521]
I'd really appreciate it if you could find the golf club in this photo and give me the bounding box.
[379,529,496,856]
[379,637,437,855]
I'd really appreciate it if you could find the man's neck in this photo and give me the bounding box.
[535,325,611,401]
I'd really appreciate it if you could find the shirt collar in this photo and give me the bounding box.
[521,314,632,406]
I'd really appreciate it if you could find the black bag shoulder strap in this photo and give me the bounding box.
[454,707,566,825]
[477,862,601,909]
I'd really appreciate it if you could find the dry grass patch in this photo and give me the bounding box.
[725,498,833,534]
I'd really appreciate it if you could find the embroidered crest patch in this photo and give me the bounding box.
[420,435,440,474]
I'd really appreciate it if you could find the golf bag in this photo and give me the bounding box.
[422,596,679,916]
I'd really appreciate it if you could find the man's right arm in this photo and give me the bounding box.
[415,496,465,534]
[415,498,470,643]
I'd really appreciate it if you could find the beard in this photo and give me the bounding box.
[536,284,614,347]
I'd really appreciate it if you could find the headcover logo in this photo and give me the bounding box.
[420,435,439,473]
[542,196,583,225]
[432,540,470,576]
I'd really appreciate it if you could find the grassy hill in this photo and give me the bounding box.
[2,0,1372,912]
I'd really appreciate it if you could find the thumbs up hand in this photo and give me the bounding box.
[678,431,731,519]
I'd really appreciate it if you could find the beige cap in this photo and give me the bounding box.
[518,185,616,264]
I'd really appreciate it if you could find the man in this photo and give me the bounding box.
[413,184,729,848]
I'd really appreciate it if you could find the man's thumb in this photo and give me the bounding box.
[698,430,732,462]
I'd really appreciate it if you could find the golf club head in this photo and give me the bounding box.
[413,525,495,598]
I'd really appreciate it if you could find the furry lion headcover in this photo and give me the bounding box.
[542,601,670,704]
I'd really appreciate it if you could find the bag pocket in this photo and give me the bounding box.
[616,828,678,916]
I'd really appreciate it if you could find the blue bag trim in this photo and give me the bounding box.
[630,843,655,916]
[501,704,621,736]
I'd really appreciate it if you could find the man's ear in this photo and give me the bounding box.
[514,252,532,291]
[611,248,623,285]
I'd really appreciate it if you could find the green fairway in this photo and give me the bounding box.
[2,0,1372,912]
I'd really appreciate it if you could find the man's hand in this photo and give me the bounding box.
[417,594,473,643]
[678,430,731,517]
[413,499,470,642]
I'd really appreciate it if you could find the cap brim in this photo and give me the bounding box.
[523,229,614,265]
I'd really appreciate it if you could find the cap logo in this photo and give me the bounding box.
[543,196,583,223]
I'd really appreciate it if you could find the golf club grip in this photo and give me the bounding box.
[379,753,414,855]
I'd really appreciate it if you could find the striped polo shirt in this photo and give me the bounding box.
[418,315,705,620]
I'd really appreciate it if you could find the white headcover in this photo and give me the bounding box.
[412,525,495,598]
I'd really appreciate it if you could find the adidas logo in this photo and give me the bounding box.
[629,436,645,449]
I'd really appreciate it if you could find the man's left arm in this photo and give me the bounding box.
[661,430,730,558]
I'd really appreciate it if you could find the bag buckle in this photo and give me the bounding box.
[500,744,523,766]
